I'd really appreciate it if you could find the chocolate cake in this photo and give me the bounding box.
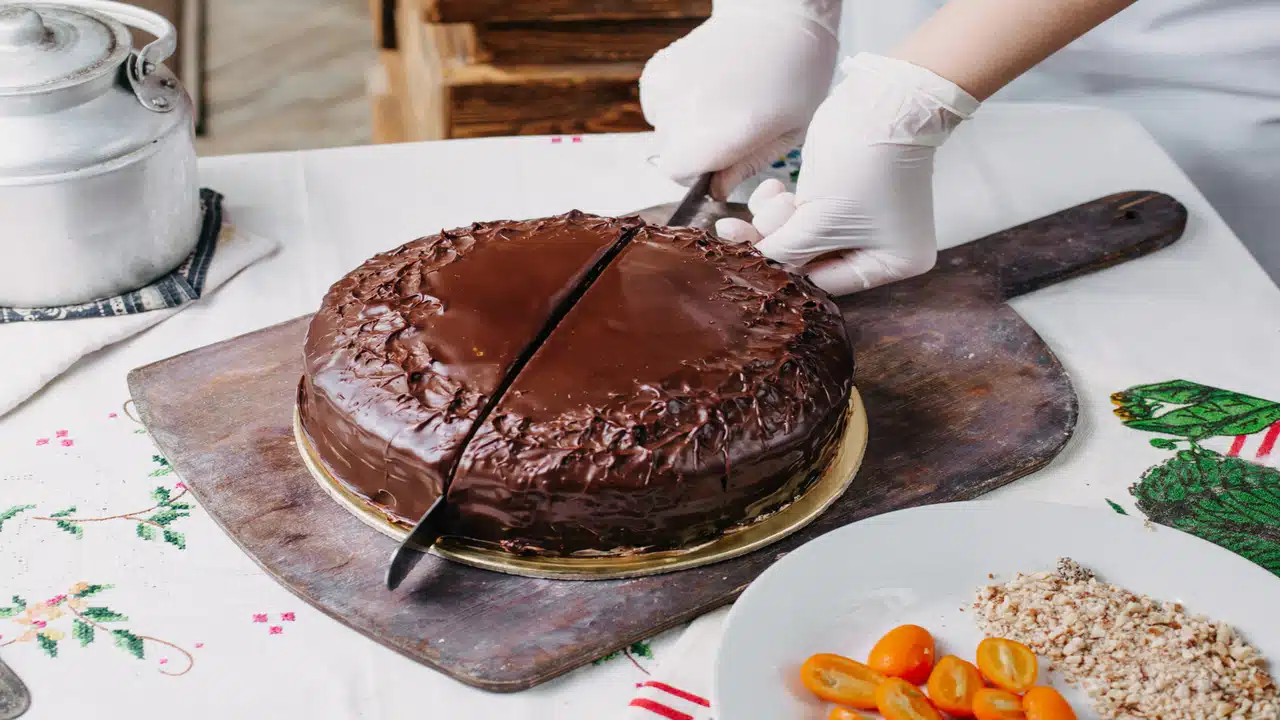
[299,211,854,556]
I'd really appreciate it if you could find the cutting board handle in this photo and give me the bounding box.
[638,191,1187,303]
[950,191,1187,301]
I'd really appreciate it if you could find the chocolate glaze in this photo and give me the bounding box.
[449,225,854,554]
[300,211,641,525]
[301,215,854,556]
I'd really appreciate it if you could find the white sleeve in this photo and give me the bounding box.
[713,0,843,36]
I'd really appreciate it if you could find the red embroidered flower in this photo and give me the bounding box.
[35,439,48,446]
[45,595,66,607]
[571,136,583,143]
[175,482,188,490]
[55,430,68,438]
[60,439,74,447]
[551,137,563,144]
[281,612,295,622]
[269,626,282,635]
[194,643,204,649]
[252,613,268,623]
[108,412,118,419]
[159,658,168,665]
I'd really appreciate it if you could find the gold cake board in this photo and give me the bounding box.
[293,388,867,580]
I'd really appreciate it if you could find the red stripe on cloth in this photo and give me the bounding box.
[1255,422,1280,460]
[1228,435,1247,457]
[641,681,711,707]
[629,698,694,720]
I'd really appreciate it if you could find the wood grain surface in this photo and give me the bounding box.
[128,191,1186,692]
[476,19,703,65]
[424,0,711,23]
[449,69,649,137]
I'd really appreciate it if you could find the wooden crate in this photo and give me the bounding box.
[422,0,711,23]
[475,19,703,65]
[368,0,708,142]
[368,50,408,144]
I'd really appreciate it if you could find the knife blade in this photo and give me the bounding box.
[665,173,714,228]
[384,496,444,591]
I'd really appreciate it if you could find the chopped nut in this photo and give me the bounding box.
[974,558,1277,719]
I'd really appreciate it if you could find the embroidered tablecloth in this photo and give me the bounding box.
[2,104,1278,720]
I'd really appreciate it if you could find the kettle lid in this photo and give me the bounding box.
[0,3,130,96]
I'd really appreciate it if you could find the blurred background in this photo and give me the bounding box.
[183,0,711,156]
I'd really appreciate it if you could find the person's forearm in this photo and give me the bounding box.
[891,0,1135,101]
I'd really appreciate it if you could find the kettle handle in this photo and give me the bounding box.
[58,0,181,113]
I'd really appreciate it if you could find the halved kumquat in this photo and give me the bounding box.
[1022,687,1077,720]
[976,637,1039,693]
[868,624,936,684]
[972,688,1026,720]
[926,655,984,716]
[875,677,944,720]
[828,707,869,720]
[800,653,886,709]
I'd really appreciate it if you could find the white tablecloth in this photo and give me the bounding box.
[2,104,1279,719]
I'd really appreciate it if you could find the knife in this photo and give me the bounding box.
[665,172,715,228]
[384,172,718,591]
[385,495,445,590]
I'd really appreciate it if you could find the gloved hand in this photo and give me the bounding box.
[716,54,981,295]
[639,0,842,200]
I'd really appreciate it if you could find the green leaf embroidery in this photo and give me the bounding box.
[73,619,94,647]
[111,629,145,660]
[72,584,109,598]
[136,523,156,541]
[0,595,26,618]
[1106,499,1128,515]
[1118,379,1221,405]
[162,529,186,550]
[36,633,58,658]
[169,502,192,511]
[1131,448,1280,574]
[0,504,34,533]
[81,607,128,622]
[1149,438,1179,450]
[1113,381,1280,440]
[151,486,172,504]
[148,508,180,526]
[149,456,173,477]
[48,506,76,518]
[54,520,83,538]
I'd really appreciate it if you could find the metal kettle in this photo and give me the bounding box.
[0,0,199,307]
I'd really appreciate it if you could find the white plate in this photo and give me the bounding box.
[714,501,1280,720]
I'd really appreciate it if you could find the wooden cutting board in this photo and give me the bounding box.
[128,191,1186,692]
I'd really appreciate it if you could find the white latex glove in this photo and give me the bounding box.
[640,0,841,199]
[716,54,981,295]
